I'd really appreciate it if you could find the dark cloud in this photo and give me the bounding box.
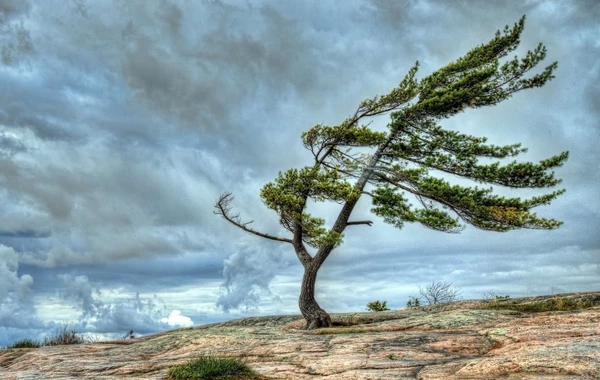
[0,0,31,20]
[0,0,33,66]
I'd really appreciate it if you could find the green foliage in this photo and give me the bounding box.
[406,296,421,308]
[302,124,388,150]
[371,185,463,232]
[413,16,556,119]
[5,339,41,349]
[485,296,596,313]
[260,166,353,248]
[366,300,390,312]
[256,16,566,248]
[167,355,259,379]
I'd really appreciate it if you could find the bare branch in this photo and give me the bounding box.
[214,193,293,244]
[419,281,462,305]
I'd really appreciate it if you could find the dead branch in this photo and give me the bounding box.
[214,193,293,244]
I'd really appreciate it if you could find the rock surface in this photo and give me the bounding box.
[1,292,599,379]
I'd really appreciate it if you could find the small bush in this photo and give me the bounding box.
[6,339,41,349]
[43,324,86,346]
[366,300,390,312]
[167,355,259,379]
[406,296,421,308]
[483,290,510,301]
[419,281,461,305]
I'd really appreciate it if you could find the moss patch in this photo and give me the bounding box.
[485,296,596,313]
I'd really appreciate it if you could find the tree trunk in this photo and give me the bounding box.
[299,262,331,329]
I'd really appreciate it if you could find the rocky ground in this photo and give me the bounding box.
[1,292,599,379]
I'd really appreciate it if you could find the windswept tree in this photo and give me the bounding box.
[215,17,567,329]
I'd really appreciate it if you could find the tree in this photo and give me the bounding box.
[366,300,390,312]
[215,17,567,329]
[419,281,461,305]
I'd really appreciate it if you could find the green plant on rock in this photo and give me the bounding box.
[406,296,421,308]
[215,16,567,329]
[166,355,260,379]
[366,300,390,312]
[6,339,41,349]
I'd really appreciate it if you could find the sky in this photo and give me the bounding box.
[0,0,598,346]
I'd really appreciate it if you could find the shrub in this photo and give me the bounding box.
[406,296,421,308]
[6,339,41,349]
[366,300,390,312]
[167,355,259,379]
[483,290,510,301]
[419,281,461,305]
[43,324,87,346]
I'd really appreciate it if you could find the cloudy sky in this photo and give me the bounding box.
[0,0,598,346]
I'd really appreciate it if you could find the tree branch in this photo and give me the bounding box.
[214,193,293,244]
[292,217,314,267]
[372,171,468,222]
[346,220,373,226]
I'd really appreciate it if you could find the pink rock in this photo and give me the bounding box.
[1,292,598,379]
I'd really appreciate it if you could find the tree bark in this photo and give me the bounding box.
[298,262,332,329]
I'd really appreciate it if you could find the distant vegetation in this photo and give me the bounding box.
[366,300,390,312]
[485,295,596,313]
[404,281,461,308]
[42,324,88,346]
[406,296,421,308]
[1,324,93,350]
[5,339,41,349]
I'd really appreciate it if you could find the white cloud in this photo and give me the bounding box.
[161,310,193,328]
[217,240,287,313]
[0,244,46,347]
[58,274,174,335]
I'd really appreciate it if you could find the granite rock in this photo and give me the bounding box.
[1,292,598,379]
